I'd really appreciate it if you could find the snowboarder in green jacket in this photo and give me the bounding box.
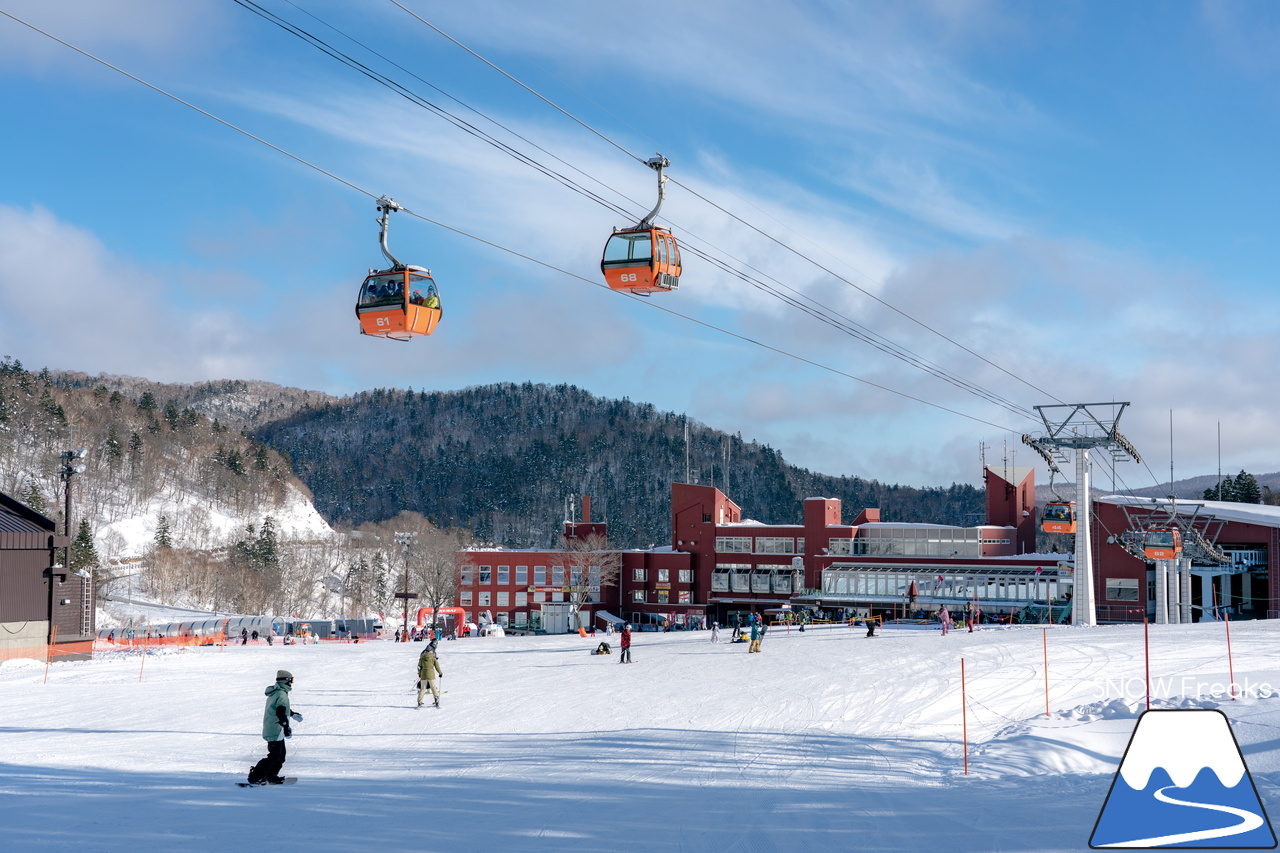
[247,669,301,784]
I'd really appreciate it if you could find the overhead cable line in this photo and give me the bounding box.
[232,0,633,218]
[234,1,1036,421]
[0,8,1021,434]
[387,2,1068,410]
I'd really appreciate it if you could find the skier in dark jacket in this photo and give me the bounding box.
[247,669,302,785]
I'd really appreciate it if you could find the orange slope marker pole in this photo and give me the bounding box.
[139,621,150,682]
[1225,610,1237,701]
[44,625,58,684]
[1212,584,1237,700]
[1143,616,1151,711]
[1043,628,1050,717]
[961,657,969,776]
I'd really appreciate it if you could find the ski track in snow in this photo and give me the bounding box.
[3,620,1280,851]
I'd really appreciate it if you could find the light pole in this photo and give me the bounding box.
[394,531,418,638]
[59,449,87,569]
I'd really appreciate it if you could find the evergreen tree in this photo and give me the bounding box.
[105,425,124,464]
[137,391,157,413]
[1234,470,1262,504]
[21,481,47,515]
[1205,474,1236,502]
[256,517,279,569]
[69,518,99,574]
[154,514,173,549]
[128,432,144,465]
[163,399,181,430]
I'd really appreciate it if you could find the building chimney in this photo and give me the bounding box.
[582,495,591,524]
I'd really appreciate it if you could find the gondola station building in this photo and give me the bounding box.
[1091,496,1280,623]
[453,465,1071,631]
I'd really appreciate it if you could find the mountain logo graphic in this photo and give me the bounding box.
[1091,709,1276,848]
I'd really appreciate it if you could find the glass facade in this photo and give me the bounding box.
[854,527,983,558]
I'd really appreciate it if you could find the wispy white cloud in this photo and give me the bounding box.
[0,0,228,78]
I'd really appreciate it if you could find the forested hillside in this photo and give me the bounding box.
[255,382,987,548]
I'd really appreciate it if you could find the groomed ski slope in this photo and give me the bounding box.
[3,619,1280,852]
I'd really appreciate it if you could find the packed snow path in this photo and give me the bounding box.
[4,621,1280,852]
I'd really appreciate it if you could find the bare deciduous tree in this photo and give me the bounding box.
[562,531,620,632]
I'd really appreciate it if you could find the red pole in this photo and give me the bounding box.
[1143,616,1151,711]
[139,621,150,683]
[961,657,969,776]
[1225,610,1236,701]
[44,625,58,684]
[1043,628,1050,717]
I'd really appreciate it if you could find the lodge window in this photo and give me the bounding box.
[516,566,528,585]
[1106,578,1139,602]
[679,569,693,583]
[657,569,669,583]
[497,592,509,606]
[678,591,691,604]
[633,568,647,582]
[756,537,794,554]
[632,589,647,603]
[497,566,510,585]
[461,566,473,585]
[552,566,565,586]
[535,566,547,585]
[657,589,669,604]
[716,537,752,553]
[478,592,491,606]
[515,591,527,607]
[460,592,473,605]
[479,566,491,585]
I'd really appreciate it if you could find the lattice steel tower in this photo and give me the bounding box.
[1022,403,1140,626]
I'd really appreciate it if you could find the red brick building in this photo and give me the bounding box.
[453,465,1063,631]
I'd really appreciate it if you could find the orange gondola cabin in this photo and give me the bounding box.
[601,227,681,295]
[356,266,441,341]
[1143,527,1182,561]
[1041,501,1076,534]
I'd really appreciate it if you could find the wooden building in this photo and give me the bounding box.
[0,489,93,661]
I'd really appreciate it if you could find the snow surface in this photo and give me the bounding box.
[4,619,1280,852]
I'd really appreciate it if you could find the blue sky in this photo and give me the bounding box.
[1,0,1278,492]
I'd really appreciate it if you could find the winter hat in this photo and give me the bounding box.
[276,670,293,681]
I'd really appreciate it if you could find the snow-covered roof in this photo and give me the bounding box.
[1097,496,1280,529]
[719,521,800,529]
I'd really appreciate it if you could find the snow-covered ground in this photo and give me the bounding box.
[3,619,1280,851]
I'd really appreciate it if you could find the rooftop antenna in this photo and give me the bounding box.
[1169,409,1176,512]
[684,418,690,485]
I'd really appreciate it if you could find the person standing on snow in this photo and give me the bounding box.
[939,606,952,636]
[247,670,301,785]
[619,624,632,663]
[416,641,444,707]
[748,619,761,653]
[710,621,719,643]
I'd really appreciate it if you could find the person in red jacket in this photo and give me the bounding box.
[619,624,632,664]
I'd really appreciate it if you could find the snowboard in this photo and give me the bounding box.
[238,777,297,787]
